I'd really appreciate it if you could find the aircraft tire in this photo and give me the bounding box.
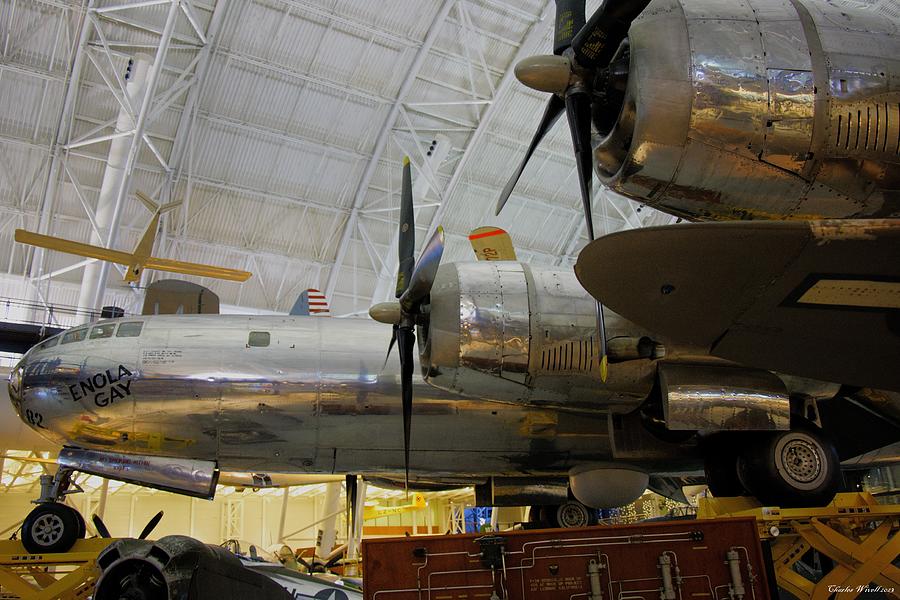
[737,427,842,507]
[22,502,84,553]
[537,501,598,528]
[554,501,597,528]
[74,509,86,538]
[702,434,747,498]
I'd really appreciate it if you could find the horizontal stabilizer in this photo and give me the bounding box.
[576,219,900,391]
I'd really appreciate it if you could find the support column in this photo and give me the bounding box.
[76,55,151,318]
[314,481,342,562]
[345,478,367,576]
[278,486,290,543]
[97,477,109,519]
[28,3,94,315]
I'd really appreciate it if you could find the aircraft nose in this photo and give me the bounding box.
[7,361,23,407]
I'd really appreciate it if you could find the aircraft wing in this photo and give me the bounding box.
[143,256,252,282]
[15,229,135,265]
[575,219,900,391]
[468,226,517,261]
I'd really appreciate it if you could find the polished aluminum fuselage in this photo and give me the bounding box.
[596,0,900,220]
[13,313,701,479]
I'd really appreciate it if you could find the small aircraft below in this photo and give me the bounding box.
[15,191,251,284]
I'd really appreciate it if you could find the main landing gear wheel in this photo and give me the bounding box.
[737,427,842,507]
[702,434,748,498]
[531,501,598,528]
[22,502,85,553]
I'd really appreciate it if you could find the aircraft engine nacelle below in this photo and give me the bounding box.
[420,262,656,410]
[568,464,650,509]
[94,536,291,600]
[597,0,900,220]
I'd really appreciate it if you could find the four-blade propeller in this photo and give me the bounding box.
[496,0,648,227]
[497,0,650,381]
[93,510,163,540]
[369,157,445,489]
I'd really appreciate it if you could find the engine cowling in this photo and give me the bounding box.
[595,0,900,220]
[419,262,657,410]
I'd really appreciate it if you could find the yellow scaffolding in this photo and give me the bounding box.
[698,492,900,600]
[0,538,117,600]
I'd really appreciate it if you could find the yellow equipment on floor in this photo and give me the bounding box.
[698,492,900,600]
[0,537,118,599]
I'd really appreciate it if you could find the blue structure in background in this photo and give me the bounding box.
[464,507,493,532]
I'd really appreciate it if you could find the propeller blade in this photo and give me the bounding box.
[571,0,650,69]
[92,513,111,538]
[396,156,415,298]
[138,511,164,539]
[566,89,608,379]
[399,226,445,313]
[397,326,415,490]
[564,90,596,240]
[382,325,398,371]
[496,95,565,216]
[553,0,586,55]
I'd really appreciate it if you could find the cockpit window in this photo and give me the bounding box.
[116,321,143,338]
[61,328,88,344]
[248,331,270,347]
[35,336,59,350]
[90,323,116,339]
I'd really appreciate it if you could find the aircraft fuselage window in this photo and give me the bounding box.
[116,322,143,337]
[248,331,270,347]
[36,336,59,350]
[90,323,116,339]
[61,328,88,344]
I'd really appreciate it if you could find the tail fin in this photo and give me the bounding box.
[290,289,330,316]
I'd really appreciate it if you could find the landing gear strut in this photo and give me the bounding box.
[22,467,86,553]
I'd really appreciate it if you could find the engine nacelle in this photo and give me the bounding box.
[420,262,656,410]
[95,536,291,600]
[596,0,900,220]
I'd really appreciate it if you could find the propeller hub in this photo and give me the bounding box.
[369,301,402,324]
[515,55,573,95]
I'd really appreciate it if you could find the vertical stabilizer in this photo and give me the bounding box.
[290,289,330,316]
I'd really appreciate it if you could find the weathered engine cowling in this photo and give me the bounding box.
[419,262,656,410]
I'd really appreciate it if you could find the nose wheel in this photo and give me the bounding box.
[22,502,85,553]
